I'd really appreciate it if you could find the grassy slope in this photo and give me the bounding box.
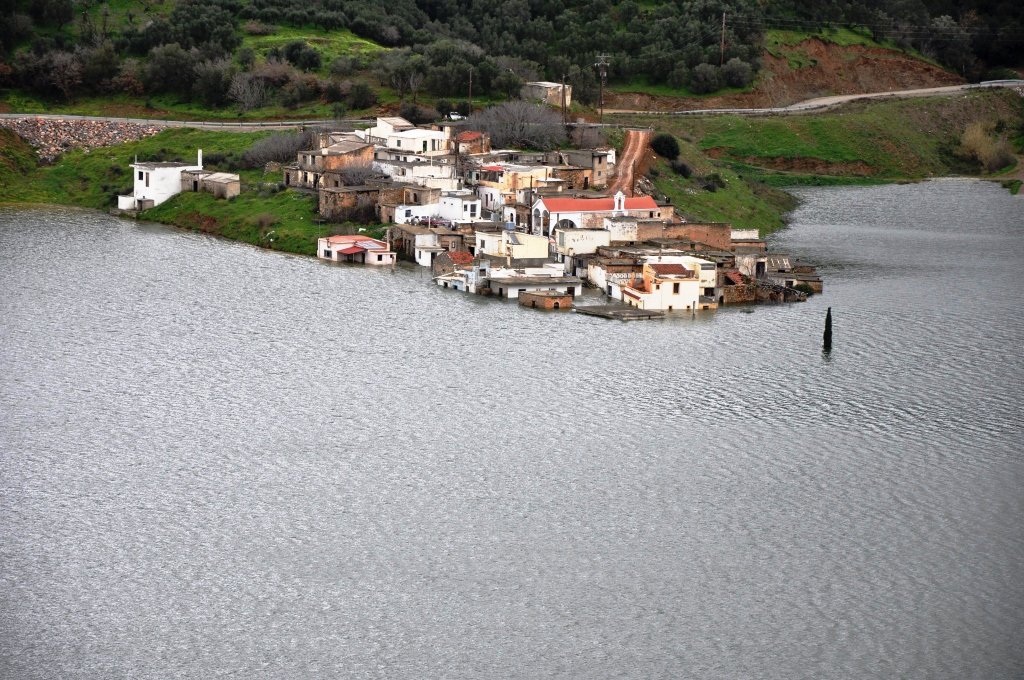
[626,90,1024,178]
[648,138,797,236]
[0,126,386,255]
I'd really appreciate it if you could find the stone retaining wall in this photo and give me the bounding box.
[0,117,161,162]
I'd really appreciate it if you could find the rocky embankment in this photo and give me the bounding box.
[0,118,161,163]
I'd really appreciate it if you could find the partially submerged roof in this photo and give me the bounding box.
[446,251,474,264]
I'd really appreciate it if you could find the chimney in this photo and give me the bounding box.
[197,149,203,169]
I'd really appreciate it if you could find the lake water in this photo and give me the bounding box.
[1,180,1022,678]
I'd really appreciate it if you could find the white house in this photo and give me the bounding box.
[531,191,661,235]
[621,262,702,311]
[475,230,549,260]
[317,234,395,265]
[389,190,482,225]
[365,116,415,144]
[553,228,611,260]
[118,150,203,211]
[486,265,583,299]
[371,158,459,189]
[386,128,448,157]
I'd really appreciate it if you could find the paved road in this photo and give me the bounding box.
[0,113,372,130]
[606,80,1024,117]
[605,128,651,197]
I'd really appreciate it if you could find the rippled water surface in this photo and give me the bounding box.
[2,180,1023,678]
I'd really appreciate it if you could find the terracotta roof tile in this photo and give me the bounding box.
[539,196,658,213]
[447,251,474,264]
[649,263,692,276]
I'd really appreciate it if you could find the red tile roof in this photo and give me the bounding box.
[337,246,365,254]
[481,165,504,172]
[539,195,658,213]
[447,251,474,264]
[725,271,744,285]
[457,131,484,141]
[325,234,387,248]
[649,263,692,277]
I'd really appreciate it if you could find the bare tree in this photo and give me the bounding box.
[49,52,82,102]
[408,71,425,102]
[335,162,378,186]
[229,72,268,113]
[465,100,566,150]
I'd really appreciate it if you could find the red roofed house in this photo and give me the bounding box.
[431,249,475,278]
[621,262,701,311]
[317,234,396,265]
[531,191,662,235]
[457,130,490,154]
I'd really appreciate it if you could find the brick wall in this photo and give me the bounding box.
[662,223,732,250]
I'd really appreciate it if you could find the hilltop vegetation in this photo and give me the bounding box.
[0,0,1020,119]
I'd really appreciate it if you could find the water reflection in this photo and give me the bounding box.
[1,181,1022,678]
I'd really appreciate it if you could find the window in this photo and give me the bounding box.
[323,250,332,257]
[138,171,143,180]
[145,173,149,187]
[656,284,660,290]
[673,282,680,294]
[649,212,654,217]
[423,141,428,152]
[377,254,383,262]
[396,140,401,147]
[405,210,412,217]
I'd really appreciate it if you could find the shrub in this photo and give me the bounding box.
[243,20,276,36]
[794,283,815,296]
[454,100,471,117]
[256,212,276,229]
[329,56,360,78]
[283,41,321,72]
[347,82,376,109]
[399,101,436,125]
[689,63,721,95]
[721,58,752,88]
[667,66,689,90]
[651,133,680,160]
[959,122,1015,173]
[236,47,256,70]
[670,159,692,177]
[325,80,345,102]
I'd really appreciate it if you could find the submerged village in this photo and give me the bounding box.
[112,92,822,319]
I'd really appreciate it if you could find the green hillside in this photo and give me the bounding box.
[1,0,1020,119]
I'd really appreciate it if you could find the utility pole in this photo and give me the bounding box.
[594,55,610,124]
[467,68,473,114]
[561,74,567,127]
[720,12,726,66]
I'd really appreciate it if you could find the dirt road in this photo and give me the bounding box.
[605,128,651,197]
[605,80,1024,117]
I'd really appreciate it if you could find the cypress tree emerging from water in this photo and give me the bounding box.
[824,307,833,351]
